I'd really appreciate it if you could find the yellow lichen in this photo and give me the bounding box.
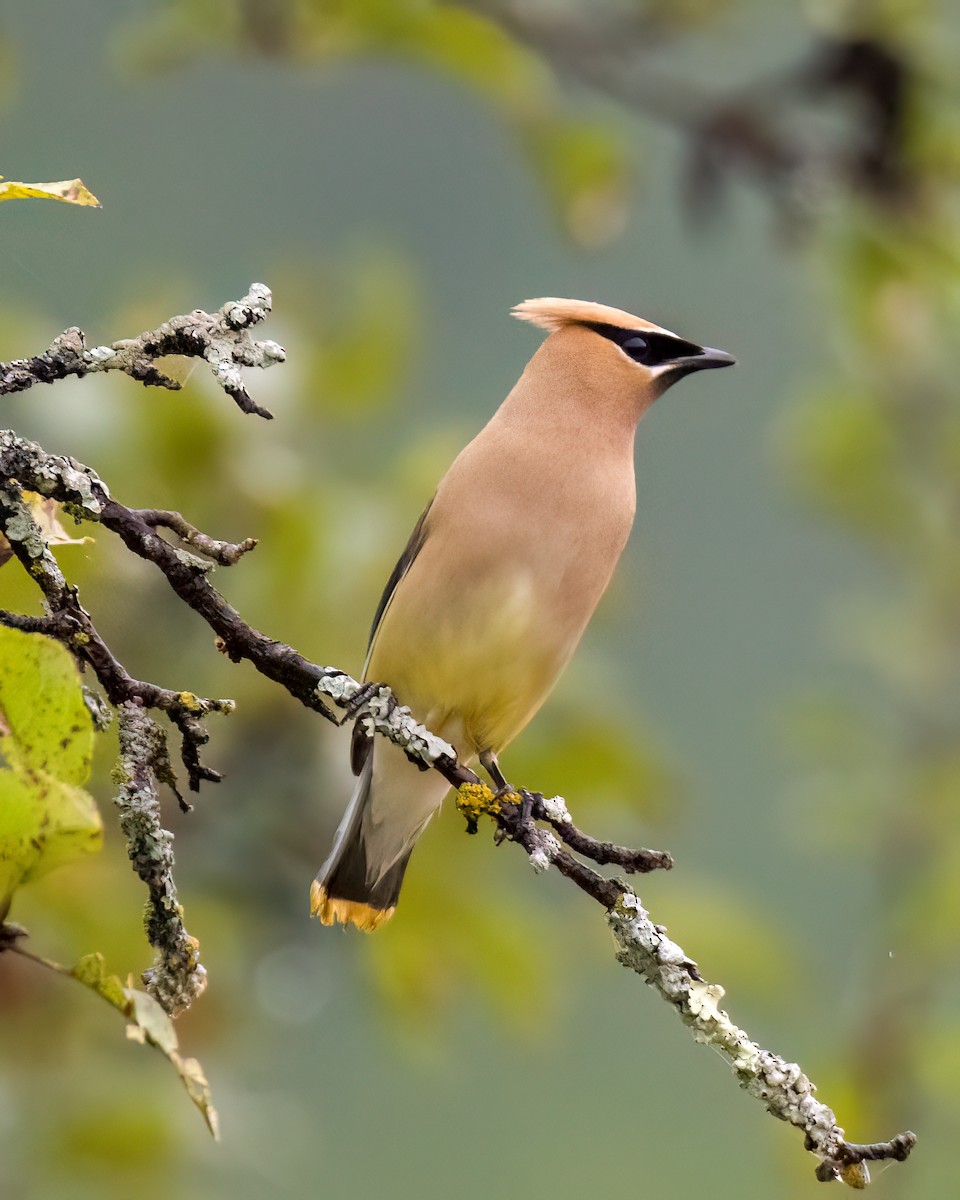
[177,691,202,712]
[838,1162,869,1190]
[455,782,520,830]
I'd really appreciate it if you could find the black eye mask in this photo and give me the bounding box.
[585,322,703,368]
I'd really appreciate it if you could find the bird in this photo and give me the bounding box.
[311,297,734,931]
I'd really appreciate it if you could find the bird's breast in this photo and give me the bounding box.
[368,424,637,755]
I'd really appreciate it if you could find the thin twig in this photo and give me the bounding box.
[133,508,258,565]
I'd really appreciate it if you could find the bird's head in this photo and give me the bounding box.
[512,297,734,406]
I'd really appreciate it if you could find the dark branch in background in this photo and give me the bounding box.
[467,0,917,228]
[0,288,915,1186]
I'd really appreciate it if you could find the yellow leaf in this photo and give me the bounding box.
[71,951,130,1011]
[65,952,219,1138]
[0,176,101,207]
[124,987,220,1138]
[0,492,94,568]
[126,987,179,1055]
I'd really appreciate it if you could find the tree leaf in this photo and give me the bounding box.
[0,626,95,784]
[0,628,102,913]
[69,952,220,1138]
[0,492,94,568]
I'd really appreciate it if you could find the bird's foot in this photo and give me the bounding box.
[516,788,539,824]
[491,787,540,847]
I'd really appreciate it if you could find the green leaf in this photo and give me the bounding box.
[0,628,102,912]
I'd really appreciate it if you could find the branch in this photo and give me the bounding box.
[0,291,916,1184]
[115,702,207,1015]
[0,283,285,417]
[609,888,915,1187]
[0,479,235,800]
[451,784,915,1186]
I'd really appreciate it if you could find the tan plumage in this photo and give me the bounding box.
[312,298,734,931]
[511,295,679,335]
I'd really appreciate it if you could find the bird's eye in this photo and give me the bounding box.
[622,336,650,364]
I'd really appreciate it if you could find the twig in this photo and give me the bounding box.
[609,892,916,1187]
[133,508,258,566]
[0,923,218,1135]
[0,283,285,417]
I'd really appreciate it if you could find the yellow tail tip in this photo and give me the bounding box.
[310,880,395,933]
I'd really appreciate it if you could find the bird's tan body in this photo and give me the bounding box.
[312,299,733,931]
[371,327,641,758]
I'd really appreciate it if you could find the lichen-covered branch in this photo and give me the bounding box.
[0,283,285,417]
[0,476,235,800]
[455,783,916,1187]
[115,702,207,1016]
[608,893,915,1187]
[0,288,916,1184]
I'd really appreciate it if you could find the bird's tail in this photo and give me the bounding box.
[311,741,449,932]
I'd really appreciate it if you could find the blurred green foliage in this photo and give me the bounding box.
[2,0,960,1197]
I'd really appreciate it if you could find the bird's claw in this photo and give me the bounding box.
[517,788,539,824]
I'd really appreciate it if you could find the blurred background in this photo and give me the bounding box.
[1,0,959,1195]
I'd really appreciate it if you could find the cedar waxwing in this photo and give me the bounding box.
[312,298,734,931]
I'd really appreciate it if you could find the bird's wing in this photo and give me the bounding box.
[365,498,434,656]
[350,497,434,776]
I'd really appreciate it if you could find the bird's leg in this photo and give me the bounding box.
[479,749,515,798]
[517,788,538,825]
[479,749,539,827]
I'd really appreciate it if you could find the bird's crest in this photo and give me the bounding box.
[512,297,675,338]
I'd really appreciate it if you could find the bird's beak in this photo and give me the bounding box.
[657,344,736,385]
[688,346,736,371]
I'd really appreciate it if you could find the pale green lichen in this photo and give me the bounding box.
[316,672,457,765]
[540,794,571,823]
[607,890,852,1178]
[115,704,206,1017]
